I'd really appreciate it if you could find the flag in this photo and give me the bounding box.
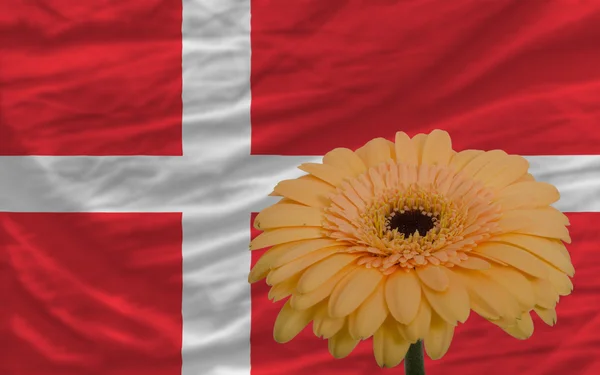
[1,1,600,375]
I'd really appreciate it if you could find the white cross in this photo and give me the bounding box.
[1,2,599,375]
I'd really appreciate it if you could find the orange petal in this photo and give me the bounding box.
[250,227,324,250]
[385,270,422,324]
[322,147,367,176]
[422,130,452,166]
[416,266,450,292]
[329,267,383,317]
[355,138,394,168]
[395,131,418,165]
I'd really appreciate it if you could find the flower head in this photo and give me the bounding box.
[249,130,574,368]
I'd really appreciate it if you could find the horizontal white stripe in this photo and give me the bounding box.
[1,155,599,213]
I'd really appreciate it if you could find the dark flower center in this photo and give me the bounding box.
[387,210,435,237]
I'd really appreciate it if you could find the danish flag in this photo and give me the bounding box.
[2,1,600,375]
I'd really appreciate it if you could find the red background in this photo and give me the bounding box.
[251,1,600,156]
[0,0,182,156]
[0,213,183,375]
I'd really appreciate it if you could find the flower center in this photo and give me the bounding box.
[386,210,435,237]
[322,160,503,274]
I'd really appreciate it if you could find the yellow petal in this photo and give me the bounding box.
[530,278,559,309]
[416,266,450,292]
[424,312,455,360]
[534,306,557,326]
[383,159,401,190]
[474,243,548,279]
[473,155,529,190]
[369,166,388,196]
[487,155,530,189]
[298,162,350,187]
[471,252,508,266]
[297,253,359,293]
[454,269,521,320]
[446,177,477,202]
[267,247,341,286]
[271,238,341,268]
[329,266,383,318]
[351,281,388,339]
[328,325,359,359]
[461,150,507,177]
[417,162,436,186]
[347,311,360,339]
[558,243,572,263]
[248,242,298,283]
[467,292,500,321]
[497,208,571,243]
[254,203,324,230]
[397,164,418,188]
[516,173,536,182]
[273,177,336,207]
[337,180,368,210]
[373,319,410,368]
[401,298,432,342]
[268,273,302,301]
[248,260,271,284]
[385,270,422,324]
[483,266,536,310]
[434,167,455,195]
[422,130,452,166]
[455,256,491,270]
[291,265,355,310]
[544,263,573,296]
[489,234,574,276]
[323,147,367,176]
[545,206,571,225]
[355,138,394,168]
[421,268,470,324]
[250,227,324,250]
[411,133,427,164]
[499,311,534,340]
[313,302,345,339]
[395,131,418,165]
[449,150,483,172]
[274,197,303,205]
[494,181,560,210]
[273,300,315,343]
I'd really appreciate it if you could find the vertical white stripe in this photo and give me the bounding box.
[181,1,252,375]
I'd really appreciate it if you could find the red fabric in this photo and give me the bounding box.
[0,213,183,375]
[250,213,600,375]
[0,1,182,156]
[251,1,600,156]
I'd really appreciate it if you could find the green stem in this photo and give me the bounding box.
[404,341,425,375]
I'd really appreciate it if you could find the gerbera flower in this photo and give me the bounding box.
[249,130,574,368]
